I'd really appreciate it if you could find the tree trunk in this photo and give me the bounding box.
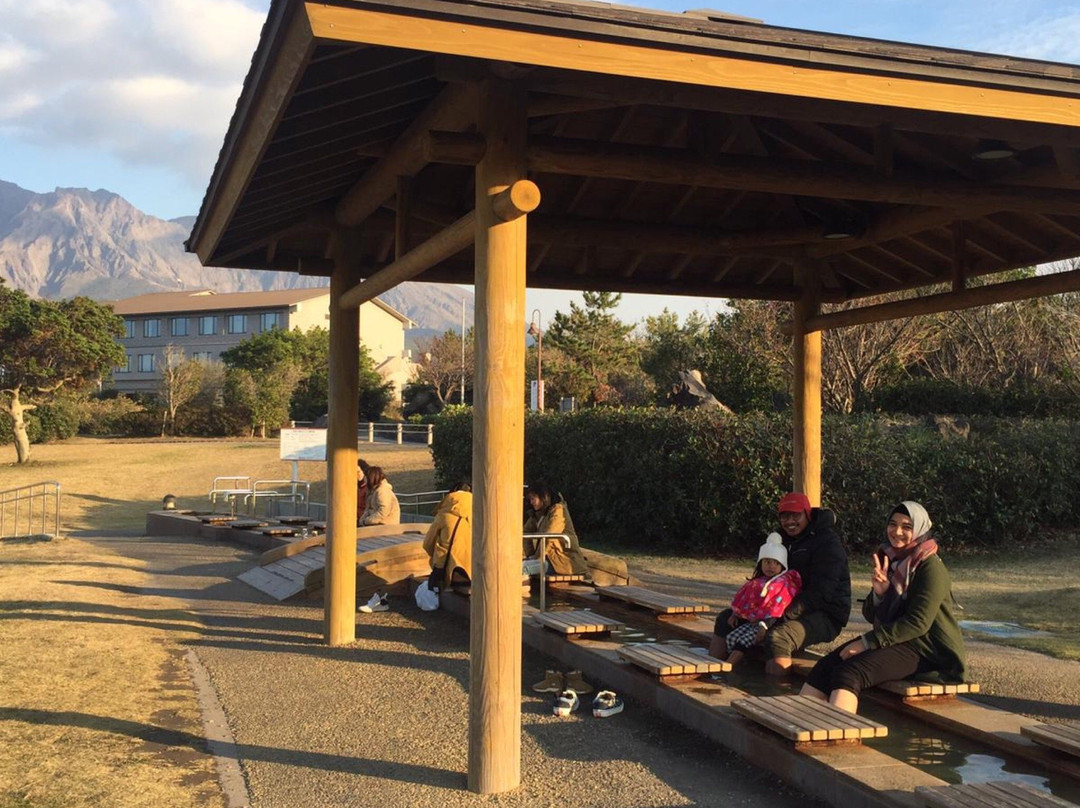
[3,388,33,463]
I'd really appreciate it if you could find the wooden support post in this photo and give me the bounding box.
[324,231,362,645]
[469,79,528,795]
[792,263,822,506]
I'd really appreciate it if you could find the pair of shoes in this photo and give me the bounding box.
[530,669,593,694]
[591,690,624,718]
[552,689,579,716]
[532,669,564,693]
[359,593,389,613]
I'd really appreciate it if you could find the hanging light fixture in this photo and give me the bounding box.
[972,138,1016,161]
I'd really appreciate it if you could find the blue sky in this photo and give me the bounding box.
[2,0,1079,324]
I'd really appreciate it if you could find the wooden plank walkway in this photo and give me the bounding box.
[533,609,624,636]
[617,643,730,676]
[878,680,980,698]
[732,695,887,743]
[1021,722,1080,759]
[916,781,1076,807]
[238,533,425,601]
[596,585,708,614]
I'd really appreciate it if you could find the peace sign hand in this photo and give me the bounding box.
[871,552,891,598]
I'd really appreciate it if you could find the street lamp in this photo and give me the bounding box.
[527,308,544,411]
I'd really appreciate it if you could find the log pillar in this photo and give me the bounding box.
[324,231,362,645]
[469,79,526,794]
[792,262,822,505]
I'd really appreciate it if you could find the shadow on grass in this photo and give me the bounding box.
[0,707,464,789]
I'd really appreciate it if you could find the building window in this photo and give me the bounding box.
[226,314,247,335]
[192,351,213,362]
[198,316,216,335]
[260,312,280,332]
[123,320,135,339]
[137,354,154,373]
[117,354,132,374]
[143,319,161,338]
[171,317,188,337]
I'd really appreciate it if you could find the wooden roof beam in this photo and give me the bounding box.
[806,268,1080,331]
[335,83,475,227]
[525,136,1080,214]
[339,180,539,308]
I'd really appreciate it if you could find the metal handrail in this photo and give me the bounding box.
[245,479,310,517]
[523,532,571,612]
[398,488,449,518]
[0,480,61,539]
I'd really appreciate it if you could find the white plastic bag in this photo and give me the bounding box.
[415,580,440,611]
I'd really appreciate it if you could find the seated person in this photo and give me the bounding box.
[357,466,400,526]
[800,501,965,714]
[713,532,802,666]
[355,459,370,523]
[423,481,472,590]
[522,481,589,577]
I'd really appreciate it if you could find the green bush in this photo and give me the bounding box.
[431,409,1080,556]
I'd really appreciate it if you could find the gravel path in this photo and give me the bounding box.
[92,534,824,808]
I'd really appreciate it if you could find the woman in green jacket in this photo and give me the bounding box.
[801,501,965,714]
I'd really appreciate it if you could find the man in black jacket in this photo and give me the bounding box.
[764,492,851,675]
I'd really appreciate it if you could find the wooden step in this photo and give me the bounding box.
[277,515,311,525]
[198,514,234,524]
[260,526,299,537]
[596,585,708,614]
[877,680,980,698]
[732,695,887,743]
[1021,721,1080,759]
[617,643,730,676]
[229,519,269,530]
[533,609,624,636]
[545,573,588,584]
[916,780,1076,807]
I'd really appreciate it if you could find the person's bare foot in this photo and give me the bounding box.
[765,657,792,676]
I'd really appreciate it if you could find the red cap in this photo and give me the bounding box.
[777,492,812,517]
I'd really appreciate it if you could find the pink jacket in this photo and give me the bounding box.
[730,570,803,622]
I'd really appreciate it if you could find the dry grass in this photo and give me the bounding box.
[0,437,438,533]
[0,536,222,808]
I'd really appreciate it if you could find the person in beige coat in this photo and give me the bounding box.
[357,466,400,526]
[423,483,472,590]
[523,481,589,577]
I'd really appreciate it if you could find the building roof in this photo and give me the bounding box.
[187,0,1080,304]
[110,287,412,325]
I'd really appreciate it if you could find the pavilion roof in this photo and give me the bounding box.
[187,0,1080,304]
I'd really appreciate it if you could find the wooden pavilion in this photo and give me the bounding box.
[187,0,1080,793]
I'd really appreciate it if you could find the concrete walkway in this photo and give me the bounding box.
[89,533,826,808]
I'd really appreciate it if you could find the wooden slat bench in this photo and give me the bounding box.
[732,695,887,743]
[544,573,588,584]
[260,526,298,537]
[229,519,269,530]
[198,514,235,525]
[916,781,1076,807]
[1021,721,1080,759]
[877,680,981,699]
[533,609,624,636]
[277,515,311,525]
[596,585,708,615]
[618,643,730,677]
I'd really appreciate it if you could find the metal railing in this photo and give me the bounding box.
[524,532,571,612]
[398,488,449,520]
[1,481,61,539]
[359,422,434,446]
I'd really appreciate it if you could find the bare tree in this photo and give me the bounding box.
[412,330,473,405]
[156,344,204,436]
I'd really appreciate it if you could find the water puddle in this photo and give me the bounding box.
[959,620,1049,639]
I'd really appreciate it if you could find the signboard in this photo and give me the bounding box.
[280,428,327,461]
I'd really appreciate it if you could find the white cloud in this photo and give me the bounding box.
[0,0,265,190]
[980,11,1080,63]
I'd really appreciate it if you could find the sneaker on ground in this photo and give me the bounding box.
[532,669,564,693]
[552,689,580,717]
[564,669,593,694]
[592,690,624,718]
[359,593,389,613]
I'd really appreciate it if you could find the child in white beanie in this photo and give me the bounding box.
[722,532,803,666]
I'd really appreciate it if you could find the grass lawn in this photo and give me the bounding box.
[0,436,438,533]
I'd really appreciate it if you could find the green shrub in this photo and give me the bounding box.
[431,409,1080,556]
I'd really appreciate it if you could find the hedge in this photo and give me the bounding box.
[430,408,1080,556]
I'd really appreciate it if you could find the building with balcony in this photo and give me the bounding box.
[108,288,414,400]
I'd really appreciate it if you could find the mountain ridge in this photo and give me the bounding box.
[0,179,474,333]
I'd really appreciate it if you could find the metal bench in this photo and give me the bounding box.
[916,781,1076,807]
[1020,721,1080,759]
[533,609,624,637]
[733,695,887,744]
[596,585,708,615]
[618,643,730,678]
